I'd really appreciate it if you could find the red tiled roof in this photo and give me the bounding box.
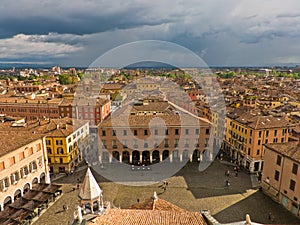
[91,208,206,225]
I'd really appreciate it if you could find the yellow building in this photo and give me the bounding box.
[223,110,292,173]
[41,118,90,173]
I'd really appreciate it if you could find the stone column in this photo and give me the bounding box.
[189,153,193,162]
[109,155,112,163]
[150,154,153,163]
[129,154,132,163]
[119,154,122,163]
[139,154,142,164]
[179,153,183,162]
[169,153,173,163]
[159,153,163,162]
[199,153,203,161]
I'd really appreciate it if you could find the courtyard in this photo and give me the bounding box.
[33,159,300,225]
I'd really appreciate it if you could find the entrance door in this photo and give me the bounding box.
[282,196,289,209]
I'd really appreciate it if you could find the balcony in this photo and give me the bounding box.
[112,145,118,149]
[164,144,169,148]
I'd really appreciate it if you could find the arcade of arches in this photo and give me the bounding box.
[100,149,212,164]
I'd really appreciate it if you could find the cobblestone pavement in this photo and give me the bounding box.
[33,160,300,225]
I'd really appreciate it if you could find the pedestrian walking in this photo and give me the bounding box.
[226,170,230,177]
[225,180,230,188]
[235,171,238,177]
[63,205,68,211]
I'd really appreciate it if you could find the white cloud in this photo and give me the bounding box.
[0,33,83,60]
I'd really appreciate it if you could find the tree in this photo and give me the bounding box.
[58,74,73,85]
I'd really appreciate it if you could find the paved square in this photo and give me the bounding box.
[33,160,300,225]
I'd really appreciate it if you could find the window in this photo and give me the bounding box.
[19,152,25,160]
[195,129,199,135]
[28,147,33,155]
[265,139,268,144]
[164,139,169,147]
[60,158,63,164]
[0,177,10,190]
[112,140,117,148]
[290,179,296,191]
[67,138,71,143]
[266,130,269,137]
[205,138,209,147]
[36,143,41,151]
[102,140,106,149]
[10,171,20,184]
[258,140,261,145]
[56,140,63,145]
[20,166,29,178]
[249,138,252,144]
[174,139,179,147]
[175,129,179,135]
[184,139,189,147]
[144,130,148,135]
[9,157,15,166]
[274,170,280,181]
[57,147,64,154]
[292,163,298,175]
[248,148,251,155]
[206,129,210,135]
[123,130,127,136]
[281,137,284,143]
[46,140,51,145]
[274,130,277,137]
[276,155,282,166]
[259,131,262,138]
[273,138,278,143]
[0,161,4,171]
[257,149,260,155]
[29,161,37,172]
[47,147,52,154]
[134,130,138,136]
[250,130,253,136]
[165,129,169,135]
[144,141,148,148]
[185,129,189,135]
[102,130,106,136]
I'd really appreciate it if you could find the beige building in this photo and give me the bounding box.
[98,98,212,165]
[262,141,300,218]
[0,130,50,211]
[223,110,292,173]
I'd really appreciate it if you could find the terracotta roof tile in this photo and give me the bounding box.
[91,209,206,225]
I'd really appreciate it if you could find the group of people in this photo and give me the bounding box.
[224,166,240,188]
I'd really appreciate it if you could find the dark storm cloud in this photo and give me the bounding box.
[1,0,300,66]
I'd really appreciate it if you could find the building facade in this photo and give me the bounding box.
[262,141,300,218]
[41,118,90,173]
[223,111,292,173]
[0,130,50,211]
[98,98,213,165]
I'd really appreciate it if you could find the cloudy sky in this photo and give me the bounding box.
[1,0,300,67]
